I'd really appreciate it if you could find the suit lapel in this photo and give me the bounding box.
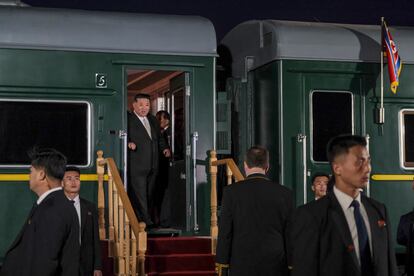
[362,196,383,268]
[80,199,87,239]
[328,193,360,270]
[133,113,152,140]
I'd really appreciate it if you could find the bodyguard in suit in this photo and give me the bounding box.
[215,146,294,276]
[290,135,398,276]
[62,166,102,276]
[0,148,80,276]
[127,93,170,227]
[397,180,414,276]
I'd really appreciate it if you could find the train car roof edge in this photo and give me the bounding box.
[0,6,217,56]
[221,20,414,77]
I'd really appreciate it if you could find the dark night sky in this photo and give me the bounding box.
[22,0,414,41]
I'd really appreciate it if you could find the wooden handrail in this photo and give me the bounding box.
[97,151,146,276]
[211,158,244,182]
[209,151,245,255]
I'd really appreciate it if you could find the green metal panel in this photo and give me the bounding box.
[0,48,215,257]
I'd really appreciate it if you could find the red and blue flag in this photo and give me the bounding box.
[382,21,402,94]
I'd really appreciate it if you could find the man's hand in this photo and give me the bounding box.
[163,149,171,158]
[93,270,103,276]
[128,142,136,151]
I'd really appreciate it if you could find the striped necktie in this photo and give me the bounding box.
[143,117,152,139]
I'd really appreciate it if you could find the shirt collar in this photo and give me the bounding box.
[134,111,147,121]
[37,187,62,205]
[66,194,80,204]
[333,185,361,211]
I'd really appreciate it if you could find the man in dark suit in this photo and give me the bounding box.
[397,181,414,276]
[290,135,398,276]
[127,93,170,228]
[1,148,80,276]
[62,166,102,276]
[215,146,294,276]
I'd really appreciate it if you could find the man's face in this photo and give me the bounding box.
[29,165,44,192]
[159,116,169,129]
[62,171,81,195]
[133,98,150,117]
[312,176,329,198]
[333,145,371,190]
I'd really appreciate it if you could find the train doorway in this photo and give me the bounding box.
[125,69,191,231]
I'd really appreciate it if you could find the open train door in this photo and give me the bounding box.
[168,72,192,231]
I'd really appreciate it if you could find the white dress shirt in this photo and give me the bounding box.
[37,187,62,205]
[333,186,373,263]
[134,111,152,138]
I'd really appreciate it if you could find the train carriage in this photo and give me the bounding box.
[220,20,414,249]
[0,5,216,259]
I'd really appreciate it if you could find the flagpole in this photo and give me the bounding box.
[379,17,385,124]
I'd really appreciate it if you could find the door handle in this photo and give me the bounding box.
[297,133,307,204]
[192,131,199,232]
[119,130,128,190]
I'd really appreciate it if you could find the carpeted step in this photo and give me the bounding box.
[100,240,115,276]
[147,237,211,255]
[146,253,215,273]
[147,271,216,276]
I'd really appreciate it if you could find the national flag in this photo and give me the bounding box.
[382,20,402,94]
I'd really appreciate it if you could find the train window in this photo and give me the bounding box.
[0,100,90,166]
[311,91,353,162]
[401,110,414,168]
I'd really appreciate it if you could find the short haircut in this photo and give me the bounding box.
[245,146,269,169]
[156,110,170,121]
[28,147,67,181]
[134,93,150,101]
[65,166,81,175]
[326,134,367,163]
[311,172,330,185]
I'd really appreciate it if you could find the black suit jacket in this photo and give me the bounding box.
[79,198,102,276]
[127,111,168,173]
[1,189,80,276]
[215,173,294,276]
[290,192,398,276]
[397,210,414,276]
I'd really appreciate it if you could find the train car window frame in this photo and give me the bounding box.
[310,90,354,163]
[0,98,92,168]
[399,109,414,169]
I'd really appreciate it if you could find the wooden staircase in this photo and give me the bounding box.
[146,237,215,276]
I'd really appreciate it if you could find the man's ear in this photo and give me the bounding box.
[332,161,342,176]
[311,185,315,192]
[39,170,46,181]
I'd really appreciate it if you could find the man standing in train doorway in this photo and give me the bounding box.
[290,135,398,276]
[127,93,170,229]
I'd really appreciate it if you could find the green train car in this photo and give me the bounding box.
[220,20,414,249]
[0,6,216,258]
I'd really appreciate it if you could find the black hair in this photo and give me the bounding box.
[311,172,330,185]
[326,134,367,163]
[245,145,269,169]
[65,166,81,175]
[156,110,170,121]
[134,93,150,101]
[28,147,67,181]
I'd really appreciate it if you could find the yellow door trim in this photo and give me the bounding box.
[0,174,108,181]
[371,174,414,181]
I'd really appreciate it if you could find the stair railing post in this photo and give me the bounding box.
[108,166,115,258]
[97,150,106,240]
[118,198,125,275]
[209,150,218,254]
[113,184,119,273]
[138,222,147,276]
[226,164,233,185]
[131,231,137,276]
[125,213,131,275]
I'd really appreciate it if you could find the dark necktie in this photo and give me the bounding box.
[351,200,374,275]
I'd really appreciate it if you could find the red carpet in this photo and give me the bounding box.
[146,237,216,276]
